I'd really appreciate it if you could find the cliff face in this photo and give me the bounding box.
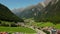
[0,3,24,22]
[36,0,60,22]
[44,0,52,6]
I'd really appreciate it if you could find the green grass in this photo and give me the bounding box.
[27,22,55,28]
[35,22,60,29]
[0,20,36,34]
[25,33,36,34]
[36,22,55,27]
[0,27,36,33]
[55,24,60,29]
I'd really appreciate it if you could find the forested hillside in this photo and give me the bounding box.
[0,3,24,22]
[36,0,60,23]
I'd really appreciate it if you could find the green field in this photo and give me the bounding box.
[55,24,60,29]
[36,22,55,27]
[29,22,60,29]
[0,27,36,33]
[35,22,60,29]
[0,21,60,34]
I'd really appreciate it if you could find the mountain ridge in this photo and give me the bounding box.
[12,0,60,23]
[0,3,24,22]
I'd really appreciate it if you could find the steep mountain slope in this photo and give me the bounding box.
[0,3,24,22]
[36,0,60,22]
[44,0,52,6]
[12,8,25,17]
[12,0,51,19]
[12,0,60,23]
[12,3,45,19]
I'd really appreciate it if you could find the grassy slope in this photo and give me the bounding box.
[35,22,60,29]
[55,24,60,29]
[37,22,54,27]
[0,27,36,33]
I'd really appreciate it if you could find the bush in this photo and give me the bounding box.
[11,24,17,27]
[43,30,50,34]
[1,23,9,27]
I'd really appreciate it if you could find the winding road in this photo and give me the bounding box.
[27,26,46,34]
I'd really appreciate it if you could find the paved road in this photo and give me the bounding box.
[28,26,46,34]
[35,28,46,34]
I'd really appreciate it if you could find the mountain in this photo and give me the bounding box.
[12,3,45,19]
[12,0,60,23]
[0,3,24,22]
[12,8,25,16]
[35,0,60,22]
[44,0,52,6]
[12,0,51,19]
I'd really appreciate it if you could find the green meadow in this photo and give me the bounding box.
[0,27,36,33]
[36,22,60,29]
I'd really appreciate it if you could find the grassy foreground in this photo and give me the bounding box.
[0,27,36,33]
